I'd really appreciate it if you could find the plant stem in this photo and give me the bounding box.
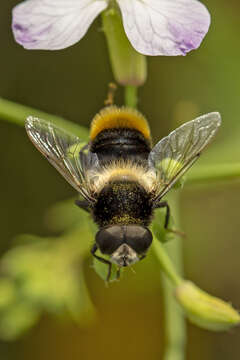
[153,192,186,360]
[186,163,240,186]
[124,85,138,108]
[153,239,182,287]
[102,9,146,87]
[122,77,186,358]
[0,97,89,140]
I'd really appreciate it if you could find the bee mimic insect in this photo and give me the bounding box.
[25,106,221,281]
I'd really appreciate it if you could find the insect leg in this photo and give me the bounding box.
[154,201,186,238]
[154,201,170,229]
[91,244,112,282]
[116,267,121,280]
[75,199,90,213]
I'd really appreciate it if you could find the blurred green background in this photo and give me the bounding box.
[0,0,240,359]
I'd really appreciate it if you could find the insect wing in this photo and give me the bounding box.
[149,112,221,201]
[25,116,98,202]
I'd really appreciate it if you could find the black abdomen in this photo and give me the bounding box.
[90,128,151,164]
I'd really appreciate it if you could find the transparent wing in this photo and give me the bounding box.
[25,116,98,203]
[149,112,221,201]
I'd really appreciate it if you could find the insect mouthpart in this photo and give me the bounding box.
[111,243,139,267]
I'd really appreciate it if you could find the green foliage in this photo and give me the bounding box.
[0,298,40,341]
[0,97,89,140]
[0,198,96,340]
[0,279,16,309]
[0,275,40,340]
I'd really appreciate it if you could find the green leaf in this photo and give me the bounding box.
[0,222,96,331]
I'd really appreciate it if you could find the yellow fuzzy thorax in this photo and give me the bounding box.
[90,106,151,141]
[90,160,157,194]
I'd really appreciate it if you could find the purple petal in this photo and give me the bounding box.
[12,0,107,50]
[117,0,211,56]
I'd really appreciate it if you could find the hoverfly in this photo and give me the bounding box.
[26,106,221,280]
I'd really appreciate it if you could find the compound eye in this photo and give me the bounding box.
[95,226,124,255]
[125,226,152,254]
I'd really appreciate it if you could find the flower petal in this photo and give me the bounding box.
[12,0,107,50]
[117,0,210,56]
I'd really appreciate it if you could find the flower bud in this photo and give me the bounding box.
[102,8,146,86]
[175,281,240,331]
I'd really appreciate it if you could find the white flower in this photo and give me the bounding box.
[12,0,210,56]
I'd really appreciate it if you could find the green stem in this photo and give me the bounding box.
[102,8,146,86]
[0,97,89,140]
[124,85,138,108]
[152,239,182,287]
[153,192,186,360]
[161,245,186,360]
[186,163,240,186]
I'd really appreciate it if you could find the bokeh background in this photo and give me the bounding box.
[0,0,240,359]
